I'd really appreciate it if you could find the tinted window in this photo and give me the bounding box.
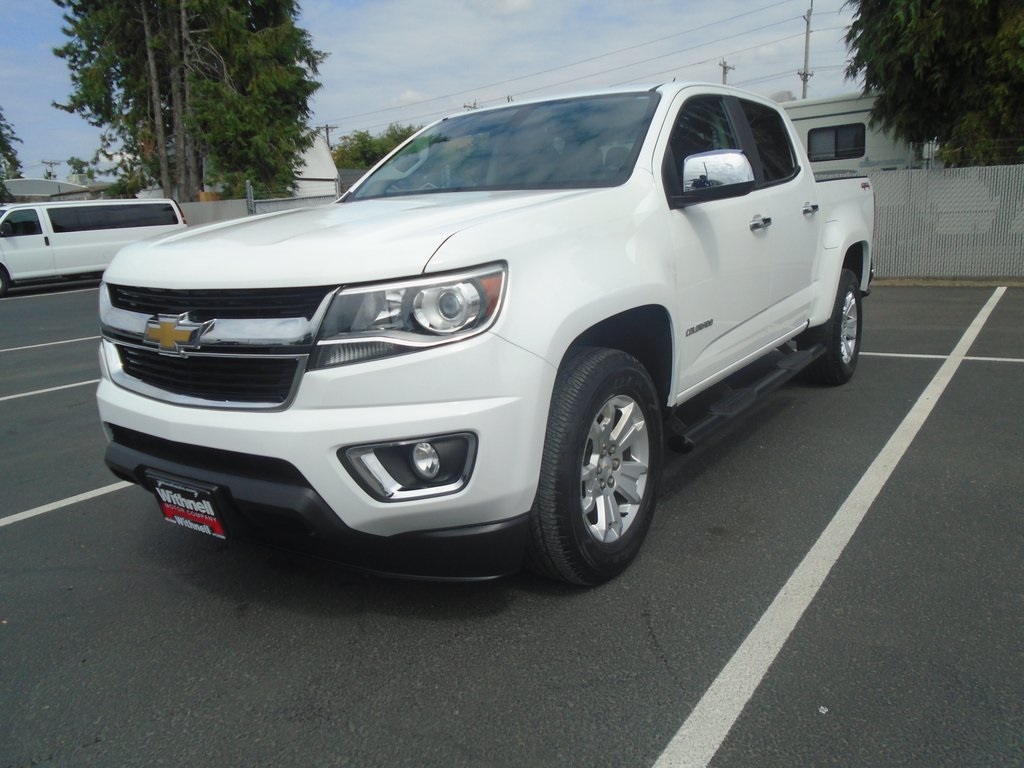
[669,95,741,161]
[739,99,798,184]
[2,209,42,237]
[47,203,179,233]
[351,92,661,199]
[807,123,866,161]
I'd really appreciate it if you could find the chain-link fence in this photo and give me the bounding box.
[244,179,340,216]
[870,165,1024,279]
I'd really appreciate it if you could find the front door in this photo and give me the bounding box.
[662,93,776,398]
[0,208,54,280]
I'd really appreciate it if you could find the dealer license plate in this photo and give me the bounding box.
[149,474,227,539]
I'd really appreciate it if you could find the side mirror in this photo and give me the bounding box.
[0,221,12,237]
[671,150,755,208]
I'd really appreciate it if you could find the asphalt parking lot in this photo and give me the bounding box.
[1,281,1021,768]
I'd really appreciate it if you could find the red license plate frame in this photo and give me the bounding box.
[148,473,227,539]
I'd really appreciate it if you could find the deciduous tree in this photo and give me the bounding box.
[332,124,420,170]
[845,0,1024,165]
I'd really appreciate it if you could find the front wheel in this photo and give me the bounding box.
[527,348,663,585]
[799,268,862,386]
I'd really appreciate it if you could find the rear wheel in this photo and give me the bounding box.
[799,268,862,385]
[0,266,9,297]
[527,347,662,585]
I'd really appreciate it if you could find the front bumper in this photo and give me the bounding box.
[97,332,555,579]
[105,426,528,579]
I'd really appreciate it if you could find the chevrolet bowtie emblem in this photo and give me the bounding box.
[143,314,214,353]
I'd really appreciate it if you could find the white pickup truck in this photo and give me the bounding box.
[97,83,874,584]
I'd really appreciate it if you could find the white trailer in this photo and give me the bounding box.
[782,93,931,174]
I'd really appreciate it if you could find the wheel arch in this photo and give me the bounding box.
[563,304,674,409]
[842,240,871,291]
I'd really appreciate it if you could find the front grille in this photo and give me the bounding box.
[118,346,300,405]
[108,284,334,320]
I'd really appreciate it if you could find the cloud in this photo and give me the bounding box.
[464,0,537,14]
[4,0,857,179]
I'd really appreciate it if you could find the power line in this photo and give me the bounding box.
[351,28,819,134]
[607,25,847,90]
[334,13,852,134]
[321,0,798,127]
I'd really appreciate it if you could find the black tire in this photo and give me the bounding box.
[0,266,9,298]
[527,347,663,585]
[798,268,862,386]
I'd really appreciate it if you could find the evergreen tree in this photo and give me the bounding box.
[0,106,22,202]
[845,0,1024,165]
[53,0,325,200]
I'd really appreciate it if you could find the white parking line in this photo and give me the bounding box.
[654,286,1007,768]
[0,286,99,302]
[861,351,947,360]
[965,355,1024,364]
[863,351,1024,364]
[0,481,132,529]
[0,379,100,403]
[0,336,100,354]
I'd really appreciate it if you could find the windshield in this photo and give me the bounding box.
[349,92,660,200]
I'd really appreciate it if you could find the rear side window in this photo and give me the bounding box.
[738,99,798,184]
[808,123,866,161]
[47,203,179,234]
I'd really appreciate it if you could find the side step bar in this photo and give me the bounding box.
[667,344,826,453]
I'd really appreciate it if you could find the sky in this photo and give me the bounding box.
[0,0,860,181]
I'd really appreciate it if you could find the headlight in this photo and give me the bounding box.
[311,263,506,368]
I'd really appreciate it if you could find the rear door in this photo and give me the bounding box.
[733,97,822,337]
[0,207,55,280]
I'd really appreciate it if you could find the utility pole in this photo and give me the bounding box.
[719,59,735,85]
[797,0,814,98]
[318,124,338,150]
[41,160,61,180]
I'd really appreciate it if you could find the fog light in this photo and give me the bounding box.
[340,433,477,502]
[412,442,441,480]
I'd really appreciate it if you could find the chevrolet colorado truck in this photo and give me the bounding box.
[97,83,874,585]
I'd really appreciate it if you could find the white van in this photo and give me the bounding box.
[0,199,187,296]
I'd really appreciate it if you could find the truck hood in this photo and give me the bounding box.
[104,190,593,289]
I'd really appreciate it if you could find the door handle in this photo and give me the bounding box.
[749,215,772,232]
[802,202,820,216]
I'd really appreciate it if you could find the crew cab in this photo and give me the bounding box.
[97,83,874,584]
